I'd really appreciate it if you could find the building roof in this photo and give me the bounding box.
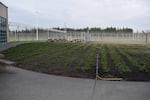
[0,1,8,8]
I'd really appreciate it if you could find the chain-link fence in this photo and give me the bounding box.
[8,31,150,44]
[90,32,150,44]
[8,22,150,44]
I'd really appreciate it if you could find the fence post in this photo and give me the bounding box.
[142,31,148,44]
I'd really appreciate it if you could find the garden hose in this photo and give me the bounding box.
[96,74,123,81]
[96,53,123,81]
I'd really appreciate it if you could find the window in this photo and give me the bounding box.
[0,16,7,43]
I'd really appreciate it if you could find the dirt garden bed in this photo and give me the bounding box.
[1,42,150,81]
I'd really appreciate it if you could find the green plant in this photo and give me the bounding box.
[117,47,146,72]
[77,44,96,71]
[100,45,109,72]
[107,45,131,73]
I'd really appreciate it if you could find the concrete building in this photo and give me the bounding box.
[0,2,8,43]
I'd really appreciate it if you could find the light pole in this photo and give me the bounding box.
[87,27,90,42]
[35,11,39,40]
[64,22,67,40]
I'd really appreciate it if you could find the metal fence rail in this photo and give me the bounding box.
[8,31,150,44]
[8,22,150,44]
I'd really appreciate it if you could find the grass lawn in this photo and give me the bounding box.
[1,42,150,81]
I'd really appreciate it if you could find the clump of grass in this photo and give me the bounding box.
[100,45,110,72]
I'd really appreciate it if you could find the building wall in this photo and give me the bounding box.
[0,2,8,43]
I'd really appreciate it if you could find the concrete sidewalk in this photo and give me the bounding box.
[0,42,24,52]
[0,66,150,100]
[0,42,150,100]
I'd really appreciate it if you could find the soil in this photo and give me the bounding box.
[15,61,150,81]
[66,45,92,70]
[98,46,150,81]
[3,43,150,81]
[17,64,95,79]
[114,47,139,72]
[15,44,95,79]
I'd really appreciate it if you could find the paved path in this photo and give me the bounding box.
[0,66,150,100]
[0,42,24,52]
[0,42,150,100]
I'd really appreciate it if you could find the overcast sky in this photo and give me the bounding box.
[1,0,150,31]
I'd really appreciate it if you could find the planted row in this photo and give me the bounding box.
[100,45,109,72]
[37,43,85,67]
[77,44,97,71]
[57,43,91,69]
[117,47,146,72]
[107,45,131,73]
